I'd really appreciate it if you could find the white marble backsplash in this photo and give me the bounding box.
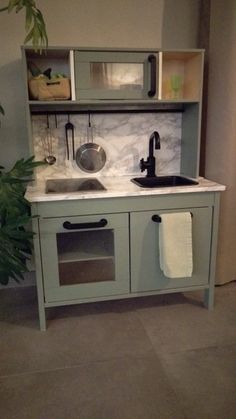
[32,112,182,180]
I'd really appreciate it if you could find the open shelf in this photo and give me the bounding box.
[25,48,71,76]
[58,258,115,285]
[161,51,203,101]
[56,229,114,264]
[56,229,116,285]
[24,48,75,101]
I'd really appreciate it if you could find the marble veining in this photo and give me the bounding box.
[31,113,181,180]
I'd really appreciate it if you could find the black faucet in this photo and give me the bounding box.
[140,131,161,177]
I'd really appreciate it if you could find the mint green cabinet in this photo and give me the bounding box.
[32,192,220,330]
[130,207,212,292]
[39,213,130,303]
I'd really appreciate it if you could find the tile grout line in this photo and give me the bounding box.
[0,352,158,381]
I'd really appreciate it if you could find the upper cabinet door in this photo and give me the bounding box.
[74,50,159,100]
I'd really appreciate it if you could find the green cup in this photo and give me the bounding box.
[170,74,182,99]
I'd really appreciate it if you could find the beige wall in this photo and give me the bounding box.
[205,0,236,284]
[39,0,163,49]
[162,0,200,48]
[0,0,164,169]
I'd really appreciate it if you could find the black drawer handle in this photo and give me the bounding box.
[148,54,156,97]
[63,218,108,230]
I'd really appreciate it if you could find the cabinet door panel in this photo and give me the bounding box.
[130,207,212,292]
[40,213,129,302]
[74,51,158,100]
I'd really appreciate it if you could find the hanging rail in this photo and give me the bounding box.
[30,103,185,116]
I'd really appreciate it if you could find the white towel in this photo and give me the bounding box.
[159,212,193,278]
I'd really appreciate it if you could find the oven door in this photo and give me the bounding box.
[40,213,129,303]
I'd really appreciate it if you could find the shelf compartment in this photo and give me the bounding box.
[161,51,203,101]
[56,229,114,263]
[24,48,75,101]
[58,258,115,285]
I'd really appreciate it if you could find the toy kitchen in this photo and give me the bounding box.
[22,46,225,330]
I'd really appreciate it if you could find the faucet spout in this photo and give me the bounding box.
[149,131,161,157]
[139,131,161,177]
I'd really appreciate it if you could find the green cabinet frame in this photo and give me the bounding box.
[32,192,220,330]
[21,46,220,331]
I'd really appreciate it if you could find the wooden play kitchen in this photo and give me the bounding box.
[22,47,225,330]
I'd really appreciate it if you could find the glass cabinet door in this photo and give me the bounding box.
[57,229,115,286]
[40,213,129,303]
[74,51,159,100]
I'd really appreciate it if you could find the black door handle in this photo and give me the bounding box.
[148,54,157,97]
[63,218,108,230]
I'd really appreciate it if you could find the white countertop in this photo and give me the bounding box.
[25,175,226,203]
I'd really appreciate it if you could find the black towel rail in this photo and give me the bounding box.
[152,213,193,223]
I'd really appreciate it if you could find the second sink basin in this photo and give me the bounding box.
[46,178,106,193]
[131,175,198,188]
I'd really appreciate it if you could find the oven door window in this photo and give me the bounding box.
[56,229,115,286]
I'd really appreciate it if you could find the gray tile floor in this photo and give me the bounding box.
[0,283,236,419]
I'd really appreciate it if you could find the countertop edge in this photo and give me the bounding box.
[25,176,226,203]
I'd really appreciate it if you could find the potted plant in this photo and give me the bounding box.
[0,158,44,285]
[0,0,47,285]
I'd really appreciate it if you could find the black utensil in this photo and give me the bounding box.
[44,114,56,165]
[65,115,75,160]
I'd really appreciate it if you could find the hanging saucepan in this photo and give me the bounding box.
[75,113,106,173]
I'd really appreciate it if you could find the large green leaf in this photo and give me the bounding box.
[0,1,48,50]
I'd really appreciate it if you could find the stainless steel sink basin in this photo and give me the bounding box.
[46,178,106,193]
[131,175,198,188]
